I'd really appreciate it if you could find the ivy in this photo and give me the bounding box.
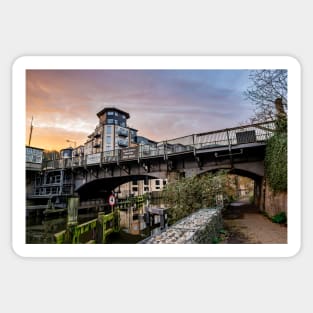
[264,132,287,192]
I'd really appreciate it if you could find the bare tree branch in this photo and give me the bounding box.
[244,70,287,122]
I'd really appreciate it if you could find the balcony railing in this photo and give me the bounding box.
[117,128,129,137]
[117,139,128,147]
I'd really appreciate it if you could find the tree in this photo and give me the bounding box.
[244,70,287,122]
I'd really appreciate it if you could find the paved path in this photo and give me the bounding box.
[222,203,287,244]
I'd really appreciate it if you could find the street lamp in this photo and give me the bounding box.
[66,139,76,148]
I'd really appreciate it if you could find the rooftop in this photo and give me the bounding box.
[96,107,130,119]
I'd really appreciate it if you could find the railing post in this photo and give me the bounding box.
[193,134,196,156]
[164,141,167,160]
[226,129,231,152]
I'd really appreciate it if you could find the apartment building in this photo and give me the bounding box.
[116,178,168,199]
[79,107,164,197]
[83,107,137,155]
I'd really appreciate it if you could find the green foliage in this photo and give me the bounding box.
[162,171,237,224]
[248,192,254,204]
[275,116,287,133]
[271,212,287,224]
[265,132,287,192]
[211,237,220,244]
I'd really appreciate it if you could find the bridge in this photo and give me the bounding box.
[26,121,275,208]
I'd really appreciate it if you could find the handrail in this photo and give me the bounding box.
[41,121,275,170]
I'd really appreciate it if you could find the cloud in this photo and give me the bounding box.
[26,69,253,149]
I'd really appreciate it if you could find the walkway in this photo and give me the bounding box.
[222,203,287,244]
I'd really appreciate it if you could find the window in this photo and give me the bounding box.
[155,180,160,186]
[107,111,113,116]
[132,187,138,192]
[107,119,114,124]
[115,112,118,116]
[144,187,149,191]
[106,136,111,144]
[106,125,112,134]
[121,115,126,119]
[132,180,138,186]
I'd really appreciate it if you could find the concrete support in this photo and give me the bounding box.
[67,197,79,226]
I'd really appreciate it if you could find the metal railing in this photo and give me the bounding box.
[41,121,275,170]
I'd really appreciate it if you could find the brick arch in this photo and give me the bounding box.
[195,167,263,208]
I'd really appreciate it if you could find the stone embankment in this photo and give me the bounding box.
[140,208,222,244]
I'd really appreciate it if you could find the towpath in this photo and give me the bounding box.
[222,202,287,244]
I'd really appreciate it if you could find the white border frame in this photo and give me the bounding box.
[12,56,301,258]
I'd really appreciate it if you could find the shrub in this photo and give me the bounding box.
[162,170,237,224]
[271,212,287,224]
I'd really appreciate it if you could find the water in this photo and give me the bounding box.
[26,199,167,244]
[26,213,98,243]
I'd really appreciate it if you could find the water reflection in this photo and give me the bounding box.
[26,198,168,244]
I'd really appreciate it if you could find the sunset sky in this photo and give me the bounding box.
[26,69,254,151]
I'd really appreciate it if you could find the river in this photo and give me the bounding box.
[26,199,167,244]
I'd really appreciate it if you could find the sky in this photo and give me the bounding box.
[26,69,254,151]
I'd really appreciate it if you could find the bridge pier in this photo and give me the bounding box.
[258,178,287,217]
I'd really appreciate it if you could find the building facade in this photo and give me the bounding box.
[82,107,165,198]
[83,107,138,155]
[116,178,168,199]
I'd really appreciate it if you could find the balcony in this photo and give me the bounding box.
[117,128,129,137]
[117,139,128,147]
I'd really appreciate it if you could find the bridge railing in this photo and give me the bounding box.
[164,120,275,153]
[193,121,275,149]
[41,121,275,170]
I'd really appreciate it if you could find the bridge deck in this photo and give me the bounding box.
[39,121,275,171]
